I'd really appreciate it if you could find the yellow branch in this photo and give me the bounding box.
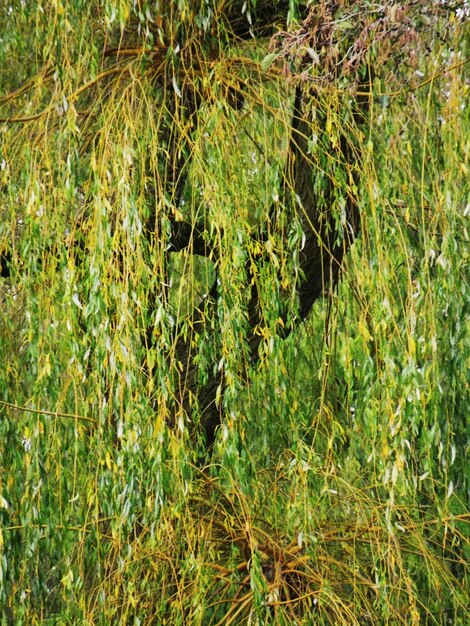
[0,400,96,423]
[0,63,132,124]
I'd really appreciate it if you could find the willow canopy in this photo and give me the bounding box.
[0,1,468,624]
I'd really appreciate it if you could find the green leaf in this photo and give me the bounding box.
[260,52,278,72]
[336,20,354,29]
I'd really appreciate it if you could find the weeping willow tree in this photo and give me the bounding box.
[0,1,468,624]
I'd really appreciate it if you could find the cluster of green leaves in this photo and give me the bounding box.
[0,1,468,624]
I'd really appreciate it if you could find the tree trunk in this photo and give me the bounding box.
[172,82,368,448]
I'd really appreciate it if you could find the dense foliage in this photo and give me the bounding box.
[0,1,468,624]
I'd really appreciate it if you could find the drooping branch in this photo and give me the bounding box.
[0,0,454,457]
[0,216,216,280]
[171,79,370,448]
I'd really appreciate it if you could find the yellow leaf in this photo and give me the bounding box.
[105,451,112,470]
[326,115,332,135]
[358,317,372,342]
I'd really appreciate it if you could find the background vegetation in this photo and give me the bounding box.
[0,1,468,624]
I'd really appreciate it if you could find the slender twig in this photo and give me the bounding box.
[0,400,96,423]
